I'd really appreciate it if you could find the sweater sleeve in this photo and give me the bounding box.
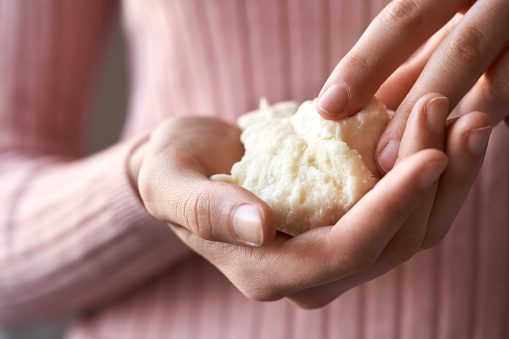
[0,1,191,325]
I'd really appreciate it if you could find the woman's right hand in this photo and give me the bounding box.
[128,116,278,247]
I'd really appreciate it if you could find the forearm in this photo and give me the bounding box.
[0,140,191,326]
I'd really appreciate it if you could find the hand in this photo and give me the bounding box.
[157,94,492,308]
[129,116,277,247]
[315,0,509,173]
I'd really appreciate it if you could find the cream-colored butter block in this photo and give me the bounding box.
[211,97,390,236]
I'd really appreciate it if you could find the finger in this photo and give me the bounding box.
[289,112,491,308]
[327,150,447,280]
[303,95,449,299]
[372,94,449,269]
[402,0,509,111]
[376,14,463,110]
[172,150,447,304]
[315,0,463,120]
[286,149,448,308]
[377,0,509,169]
[457,43,509,124]
[421,111,492,248]
[381,93,449,172]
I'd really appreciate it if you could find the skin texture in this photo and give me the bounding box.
[128,0,501,309]
[129,92,492,308]
[315,0,509,173]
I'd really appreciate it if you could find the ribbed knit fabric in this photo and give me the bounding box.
[1,1,508,338]
[0,0,191,325]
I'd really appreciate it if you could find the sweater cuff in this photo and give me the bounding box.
[99,133,159,231]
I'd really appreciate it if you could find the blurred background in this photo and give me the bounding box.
[0,12,129,339]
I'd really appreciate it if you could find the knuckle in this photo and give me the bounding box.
[483,62,509,100]
[419,220,452,250]
[340,246,377,273]
[450,178,477,201]
[385,238,421,265]
[233,251,290,302]
[383,199,419,220]
[441,171,479,207]
[381,0,421,27]
[346,54,371,70]
[298,300,331,310]
[290,296,337,310]
[341,54,374,84]
[237,277,283,302]
[241,286,282,302]
[345,54,372,74]
[181,191,213,240]
[420,228,448,249]
[442,26,487,69]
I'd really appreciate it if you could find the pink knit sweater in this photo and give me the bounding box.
[1,1,508,338]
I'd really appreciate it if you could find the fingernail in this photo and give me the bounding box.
[378,140,400,173]
[419,159,448,189]
[426,97,449,134]
[232,204,263,246]
[445,117,460,129]
[467,126,492,157]
[317,83,349,118]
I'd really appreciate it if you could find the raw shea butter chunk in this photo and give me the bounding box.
[211,98,390,236]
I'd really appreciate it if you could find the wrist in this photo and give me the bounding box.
[128,140,149,193]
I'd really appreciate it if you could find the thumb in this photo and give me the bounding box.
[138,154,276,247]
[175,172,276,246]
